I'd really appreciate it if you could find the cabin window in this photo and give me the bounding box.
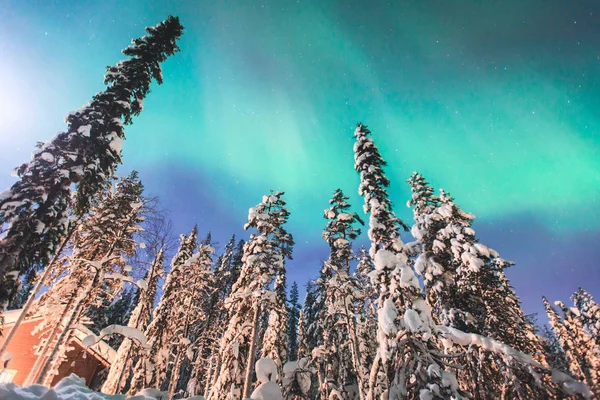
[0,369,17,383]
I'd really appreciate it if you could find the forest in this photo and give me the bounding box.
[0,15,598,400]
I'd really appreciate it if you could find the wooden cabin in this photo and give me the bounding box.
[0,309,115,387]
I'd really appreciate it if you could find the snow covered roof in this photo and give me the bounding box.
[2,309,116,365]
[72,325,116,365]
[1,308,43,325]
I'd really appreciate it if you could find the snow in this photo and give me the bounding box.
[40,152,55,163]
[282,358,311,395]
[249,382,283,400]
[378,298,398,336]
[435,325,542,367]
[0,374,125,399]
[373,249,396,271]
[337,213,353,221]
[132,388,169,399]
[403,309,423,332]
[83,325,149,349]
[414,253,427,275]
[137,279,148,290]
[78,125,92,137]
[107,132,123,154]
[105,272,146,289]
[551,370,592,398]
[419,389,434,400]
[255,357,278,384]
[473,243,490,257]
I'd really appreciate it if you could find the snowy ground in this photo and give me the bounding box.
[0,374,201,400]
[0,372,287,400]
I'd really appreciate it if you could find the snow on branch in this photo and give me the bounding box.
[435,325,542,367]
[435,325,592,398]
[82,324,149,350]
[105,272,148,290]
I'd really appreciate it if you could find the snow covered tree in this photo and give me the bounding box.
[297,311,309,360]
[102,248,164,395]
[302,281,319,355]
[7,268,37,310]
[353,247,379,397]
[187,236,247,397]
[0,16,184,306]
[168,242,215,397]
[541,325,569,373]
[572,287,600,349]
[305,273,325,360]
[408,174,553,398]
[261,307,288,371]
[287,282,301,362]
[30,172,145,385]
[209,192,293,400]
[312,189,364,399]
[353,123,463,399]
[544,297,600,394]
[260,269,289,370]
[85,283,136,345]
[128,226,198,394]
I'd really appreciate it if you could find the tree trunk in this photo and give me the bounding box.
[101,338,133,394]
[242,302,261,398]
[366,352,381,400]
[22,288,78,386]
[37,268,101,384]
[343,298,364,400]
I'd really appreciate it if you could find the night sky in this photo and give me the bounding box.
[1,1,599,324]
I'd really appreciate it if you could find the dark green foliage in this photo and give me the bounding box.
[287,282,301,361]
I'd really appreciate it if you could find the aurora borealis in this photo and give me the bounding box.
[0,1,598,320]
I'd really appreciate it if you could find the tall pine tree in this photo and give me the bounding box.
[287,281,301,362]
[168,241,215,397]
[572,287,600,350]
[313,189,364,399]
[209,192,293,400]
[102,248,164,394]
[0,16,184,306]
[32,172,145,385]
[129,226,198,393]
[353,123,462,399]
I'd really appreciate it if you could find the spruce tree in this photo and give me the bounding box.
[32,172,145,385]
[7,268,37,310]
[0,16,184,306]
[313,189,364,398]
[353,123,462,399]
[572,287,600,349]
[129,226,198,393]
[209,192,293,400]
[189,236,247,397]
[545,297,600,394]
[408,174,553,398]
[287,282,301,362]
[168,242,215,397]
[353,247,379,397]
[541,325,569,373]
[297,311,309,360]
[102,249,164,395]
[260,270,289,369]
[302,280,318,355]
